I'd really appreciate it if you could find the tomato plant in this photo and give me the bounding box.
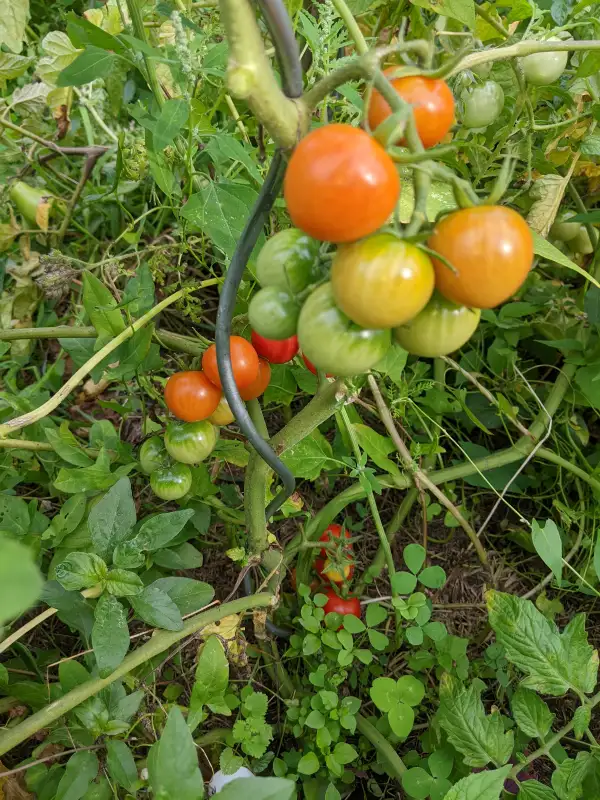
[165,371,222,422]
[256,229,319,293]
[367,72,455,149]
[298,283,391,376]
[393,292,481,357]
[164,420,218,464]
[428,206,534,309]
[461,81,504,128]
[239,358,271,400]
[331,233,435,329]
[150,462,193,500]
[203,337,259,390]
[283,124,400,243]
[251,331,298,364]
[248,287,300,340]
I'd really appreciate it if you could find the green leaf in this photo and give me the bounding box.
[130,586,183,631]
[402,767,434,800]
[428,747,454,780]
[343,614,365,634]
[153,542,203,570]
[55,752,99,800]
[45,422,94,467]
[216,778,295,800]
[531,230,600,290]
[572,705,591,740]
[89,478,136,561]
[404,544,426,574]
[105,569,143,597]
[305,709,326,729]
[57,45,118,87]
[0,495,29,535]
[149,577,214,615]
[486,591,598,696]
[132,509,195,553]
[370,677,398,712]
[263,364,297,407]
[353,424,400,476]
[518,780,558,799]
[0,52,32,84]
[435,0,476,28]
[148,707,205,800]
[391,571,418,594]
[368,629,389,651]
[0,538,43,626]
[0,0,28,54]
[82,272,125,341]
[297,752,320,775]
[56,552,108,591]
[190,634,229,710]
[59,661,91,693]
[532,519,563,587]
[438,676,514,767]
[373,343,408,385]
[92,594,129,677]
[281,430,336,480]
[365,602,388,628]
[442,766,512,800]
[418,565,447,589]
[397,675,426,707]
[332,742,358,765]
[152,98,189,152]
[66,12,128,55]
[105,740,137,792]
[54,453,126,494]
[148,150,178,195]
[180,183,261,259]
[552,757,586,800]
[511,687,554,739]
[388,702,414,738]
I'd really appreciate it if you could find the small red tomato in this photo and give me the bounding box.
[323,590,361,619]
[367,72,455,149]
[203,336,259,390]
[302,353,333,378]
[164,371,221,422]
[251,331,299,364]
[318,523,352,558]
[239,358,271,401]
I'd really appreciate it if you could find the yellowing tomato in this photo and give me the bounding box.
[331,234,435,329]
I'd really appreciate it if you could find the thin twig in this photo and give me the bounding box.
[367,375,488,566]
[0,746,104,779]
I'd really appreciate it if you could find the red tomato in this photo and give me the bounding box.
[323,590,361,619]
[428,206,533,309]
[164,371,221,422]
[251,331,299,364]
[239,358,271,401]
[284,124,400,243]
[367,72,455,149]
[302,353,333,378]
[318,523,352,558]
[203,336,259,390]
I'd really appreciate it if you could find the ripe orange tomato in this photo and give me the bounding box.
[164,371,221,422]
[203,336,259,390]
[428,206,534,309]
[331,234,434,329]
[367,72,454,149]
[239,358,271,401]
[284,124,400,243]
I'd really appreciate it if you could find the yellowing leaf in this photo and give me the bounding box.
[36,31,81,86]
[201,614,240,641]
[0,0,29,54]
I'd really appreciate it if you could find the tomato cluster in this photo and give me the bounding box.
[301,524,362,620]
[250,81,534,370]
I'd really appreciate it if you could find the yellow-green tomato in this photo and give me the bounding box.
[9,181,52,228]
[256,228,320,293]
[568,226,594,255]
[297,282,391,376]
[139,436,166,475]
[331,234,435,329]
[150,463,192,501]
[551,212,580,242]
[521,39,568,86]
[208,397,235,426]
[393,292,481,357]
[164,420,218,465]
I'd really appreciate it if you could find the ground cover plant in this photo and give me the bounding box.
[2,0,600,797]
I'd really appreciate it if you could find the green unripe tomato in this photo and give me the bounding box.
[139,436,167,474]
[164,420,218,465]
[470,61,492,79]
[568,226,594,255]
[150,463,192,500]
[521,39,568,86]
[9,181,53,228]
[248,287,300,340]
[461,81,504,128]
[393,292,481,357]
[256,229,320,293]
[551,212,581,242]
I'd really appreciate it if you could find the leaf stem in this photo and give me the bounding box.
[356,714,406,778]
[124,0,165,107]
